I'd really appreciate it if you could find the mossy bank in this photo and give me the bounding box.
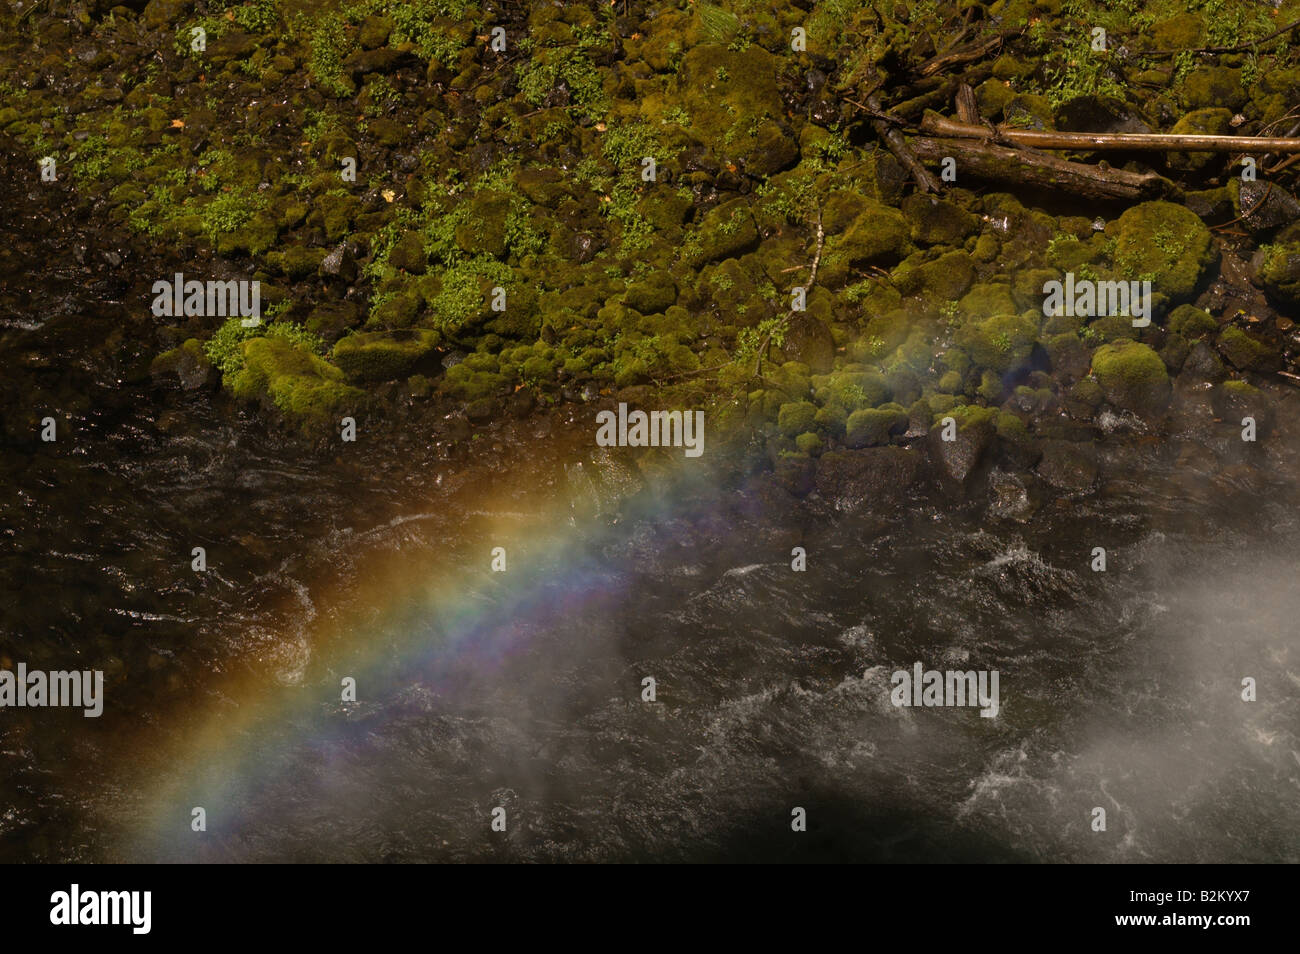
[3,0,1299,492]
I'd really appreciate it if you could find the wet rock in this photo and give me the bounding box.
[1212,379,1269,431]
[1034,440,1098,493]
[987,468,1036,521]
[150,338,212,390]
[1237,180,1300,232]
[343,48,413,79]
[1250,242,1300,304]
[926,406,995,488]
[813,447,925,509]
[1054,95,1151,134]
[1090,339,1171,417]
[1216,324,1282,372]
[774,455,816,496]
[320,243,357,282]
[780,312,835,374]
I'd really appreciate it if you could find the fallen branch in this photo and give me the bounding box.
[859,94,942,193]
[915,33,1005,77]
[910,136,1170,200]
[919,114,1300,153]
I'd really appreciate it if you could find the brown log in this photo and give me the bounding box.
[910,136,1170,200]
[954,84,980,125]
[919,114,1300,153]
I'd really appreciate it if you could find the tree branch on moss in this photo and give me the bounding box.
[918,114,1300,154]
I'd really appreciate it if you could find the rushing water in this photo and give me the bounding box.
[3,142,1298,864]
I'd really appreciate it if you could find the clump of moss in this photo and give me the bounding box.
[1112,201,1213,303]
[230,335,365,429]
[333,329,442,382]
[845,406,907,448]
[1216,325,1281,372]
[955,313,1038,373]
[1089,339,1170,417]
[1253,243,1300,304]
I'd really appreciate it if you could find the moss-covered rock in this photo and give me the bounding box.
[955,312,1038,372]
[1252,242,1300,304]
[1112,201,1214,303]
[685,198,758,267]
[1216,325,1281,372]
[845,407,907,448]
[1090,339,1170,416]
[1168,108,1234,172]
[150,338,213,390]
[624,272,678,315]
[777,400,818,437]
[231,336,365,429]
[902,195,979,246]
[332,329,442,382]
[676,44,798,177]
[1167,304,1217,339]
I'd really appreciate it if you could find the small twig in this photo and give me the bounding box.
[17,0,53,23]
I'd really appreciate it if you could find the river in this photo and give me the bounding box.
[2,138,1297,863]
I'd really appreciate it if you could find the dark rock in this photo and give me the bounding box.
[813,447,926,510]
[1034,440,1098,493]
[926,414,994,488]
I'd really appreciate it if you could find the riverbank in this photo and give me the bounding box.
[2,0,1299,467]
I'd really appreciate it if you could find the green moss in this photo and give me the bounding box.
[684,198,758,267]
[229,335,364,428]
[1167,304,1217,339]
[1090,339,1170,416]
[845,407,906,448]
[777,400,817,436]
[624,272,677,315]
[1254,243,1300,304]
[332,329,442,382]
[891,250,975,302]
[794,431,824,456]
[1216,325,1280,372]
[676,43,798,177]
[955,312,1038,373]
[1168,108,1234,171]
[1112,201,1213,303]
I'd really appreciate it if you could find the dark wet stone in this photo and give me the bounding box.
[1181,340,1227,383]
[344,47,413,79]
[987,468,1037,521]
[814,447,926,509]
[926,418,993,488]
[781,313,835,373]
[1034,440,1098,493]
[1239,180,1300,232]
